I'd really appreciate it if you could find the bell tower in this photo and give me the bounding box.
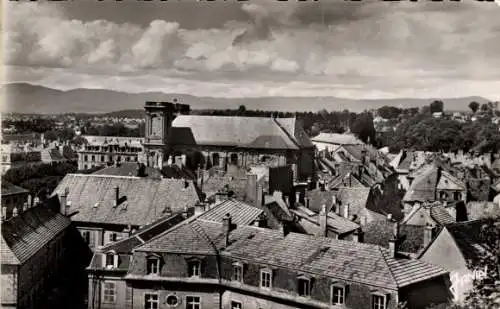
[139,101,190,169]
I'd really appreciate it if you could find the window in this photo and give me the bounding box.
[331,286,345,305]
[103,282,116,303]
[82,231,90,244]
[101,155,105,162]
[166,295,179,306]
[454,191,461,200]
[372,294,386,309]
[105,253,115,268]
[147,258,160,275]
[260,270,272,289]
[212,153,220,167]
[232,264,243,282]
[144,293,159,309]
[186,296,201,309]
[84,155,88,161]
[188,260,200,277]
[109,233,117,243]
[231,301,242,309]
[298,277,310,297]
[91,155,95,161]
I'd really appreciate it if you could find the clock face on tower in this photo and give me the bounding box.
[151,114,163,138]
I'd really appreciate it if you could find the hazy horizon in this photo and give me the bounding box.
[3,1,500,104]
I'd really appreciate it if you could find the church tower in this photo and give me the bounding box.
[139,101,190,169]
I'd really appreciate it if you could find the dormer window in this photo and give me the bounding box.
[260,269,272,289]
[146,257,160,275]
[188,260,201,277]
[372,293,387,309]
[331,283,347,305]
[297,275,311,297]
[232,262,243,283]
[104,252,118,269]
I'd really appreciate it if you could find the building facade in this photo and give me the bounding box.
[87,213,453,309]
[77,136,144,170]
[1,182,30,220]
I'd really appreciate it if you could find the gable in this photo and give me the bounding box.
[420,228,468,271]
[436,172,466,191]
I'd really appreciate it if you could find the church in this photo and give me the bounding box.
[138,101,315,181]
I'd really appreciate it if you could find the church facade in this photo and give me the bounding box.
[138,101,315,181]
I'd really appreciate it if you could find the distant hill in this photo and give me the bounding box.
[2,82,491,114]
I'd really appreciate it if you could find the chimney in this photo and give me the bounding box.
[319,180,326,192]
[1,207,7,220]
[353,228,364,243]
[222,213,232,247]
[114,186,120,207]
[319,204,328,237]
[60,187,69,215]
[361,149,367,165]
[121,226,131,239]
[387,214,399,258]
[388,239,397,258]
[12,207,18,217]
[295,191,301,206]
[280,223,290,237]
[27,195,32,208]
[423,224,434,248]
[305,197,310,209]
[343,203,350,219]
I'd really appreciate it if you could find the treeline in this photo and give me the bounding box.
[389,114,500,153]
[2,161,101,198]
[3,119,55,134]
[83,123,145,137]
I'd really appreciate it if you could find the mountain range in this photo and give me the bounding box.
[1,83,491,115]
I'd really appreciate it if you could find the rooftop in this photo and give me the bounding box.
[1,206,71,265]
[197,199,264,226]
[135,218,448,290]
[172,115,312,150]
[1,181,29,196]
[51,174,199,226]
[311,132,364,146]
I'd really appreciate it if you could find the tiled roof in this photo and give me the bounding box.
[311,133,364,146]
[172,115,301,150]
[88,213,187,270]
[430,206,456,225]
[51,174,199,226]
[136,218,447,289]
[291,207,360,235]
[1,181,29,196]
[403,164,438,202]
[275,118,314,148]
[197,199,264,226]
[1,206,71,265]
[362,220,427,254]
[92,163,163,179]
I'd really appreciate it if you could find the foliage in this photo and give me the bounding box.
[464,219,500,309]
[2,119,55,133]
[44,128,75,142]
[2,161,78,197]
[390,115,500,153]
[83,123,144,137]
[469,101,480,114]
[430,100,445,113]
[350,112,376,144]
[377,106,403,119]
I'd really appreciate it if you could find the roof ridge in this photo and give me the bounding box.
[68,173,142,180]
[378,246,399,288]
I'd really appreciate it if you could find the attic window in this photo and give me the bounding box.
[247,234,255,240]
[121,202,128,210]
[93,202,100,208]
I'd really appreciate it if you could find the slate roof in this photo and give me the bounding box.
[135,218,448,289]
[362,220,428,254]
[87,213,187,270]
[172,115,305,150]
[1,182,29,196]
[93,163,163,179]
[274,117,314,148]
[402,202,456,226]
[403,164,439,202]
[291,207,360,235]
[1,206,71,265]
[441,220,492,264]
[51,174,199,226]
[334,187,372,217]
[197,199,264,226]
[311,133,364,146]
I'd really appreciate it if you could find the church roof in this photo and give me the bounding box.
[172,115,311,150]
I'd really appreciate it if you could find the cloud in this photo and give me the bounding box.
[3,1,500,99]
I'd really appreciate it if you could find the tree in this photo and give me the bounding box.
[430,100,444,113]
[237,105,246,116]
[378,106,403,119]
[464,219,500,309]
[350,112,376,144]
[480,103,490,113]
[469,101,480,114]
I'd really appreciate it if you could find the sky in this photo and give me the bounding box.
[3,0,500,100]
